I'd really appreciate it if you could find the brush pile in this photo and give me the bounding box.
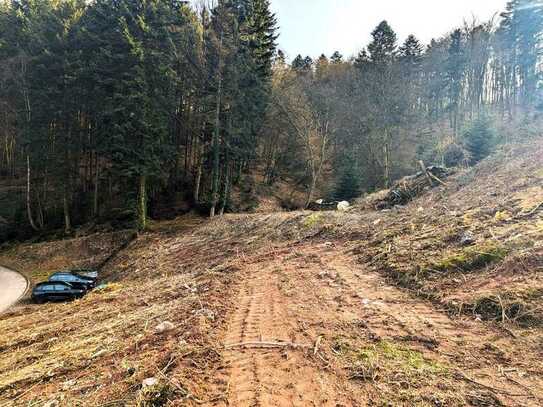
[369,167,452,210]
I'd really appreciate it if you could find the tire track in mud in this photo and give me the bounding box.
[213,260,346,407]
[208,243,543,406]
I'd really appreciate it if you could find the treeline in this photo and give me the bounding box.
[265,0,543,202]
[0,0,542,238]
[0,0,277,235]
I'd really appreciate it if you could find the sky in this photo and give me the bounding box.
[270,0,508,60]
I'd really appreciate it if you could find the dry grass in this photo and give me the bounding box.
[347,138,543,327]
[0,223,242,405]
[1,137,542,405]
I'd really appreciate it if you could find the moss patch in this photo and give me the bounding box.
[431,243,508,273]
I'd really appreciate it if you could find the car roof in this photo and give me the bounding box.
[50,272,87,278]
[52,271,95,279]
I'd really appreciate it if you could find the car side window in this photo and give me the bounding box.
[55,284,68,291]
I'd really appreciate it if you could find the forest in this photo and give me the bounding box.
[0,0,542,239]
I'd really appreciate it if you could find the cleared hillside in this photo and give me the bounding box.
[0,138,542,406]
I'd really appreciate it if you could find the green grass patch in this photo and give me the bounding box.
[359,341,446,373]
[348,340,448,383]
[431,243,508,273]
[303,213,323,228]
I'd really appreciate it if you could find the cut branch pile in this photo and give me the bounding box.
[373,165,451,210]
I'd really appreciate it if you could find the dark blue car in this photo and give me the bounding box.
[32,282,85,303]
[49,272,96,290]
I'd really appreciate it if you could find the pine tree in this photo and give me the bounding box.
[330,51,343,64]
[275,49,286,66]
[353,49,370,69]
[399,35,423,113]
[399,34,423,67]
[501,0,543,107]
[291,54,313,74]
[365,20,401,188]
[291,54,305,70]
[81,0,181,229]
[446,29,467,136]
[368,20,397,63]
[315,54,329,79]
[303,56,314,71]
[333,155,360,201]
[242,0,278,80]
[206,0,277,216]
[463,117,495,164]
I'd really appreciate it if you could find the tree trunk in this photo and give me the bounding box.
[138,174,147,230]
[36,194,44,230]
[383,130,391,188]
[210,33,223,218]
[93,158,100,218]
[26,155,40,231]
[305,175,317,209]
[193,142,203,203]
[63,187,71,235]
[219,160,231,216]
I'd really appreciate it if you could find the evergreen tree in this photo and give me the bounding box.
[365,20,401,187]
[330,50,343,64]
[368,20,397,63]
[333,155,360,201]
[291,54,313,74]
[81,0,181,229]
[242,0,278,80]
[399,35,423,113]
[303,55,314,71]
[315,53,329,79]
[463,117,495,164]
[353,49,370,69]
[500,0,543,107]
[291,54,305,70]
[446,29,467,136]
[274,49,286,66]
[399,34,423,67]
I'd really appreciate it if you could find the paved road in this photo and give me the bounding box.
[0,266,28,314]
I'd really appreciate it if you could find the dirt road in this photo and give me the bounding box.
[0,266,27,314]
[207,242,543,406]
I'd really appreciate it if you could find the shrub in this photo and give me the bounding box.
[462,117,496,164]
[442,143,467,167]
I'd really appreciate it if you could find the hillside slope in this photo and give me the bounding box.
[0,138,542,406]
